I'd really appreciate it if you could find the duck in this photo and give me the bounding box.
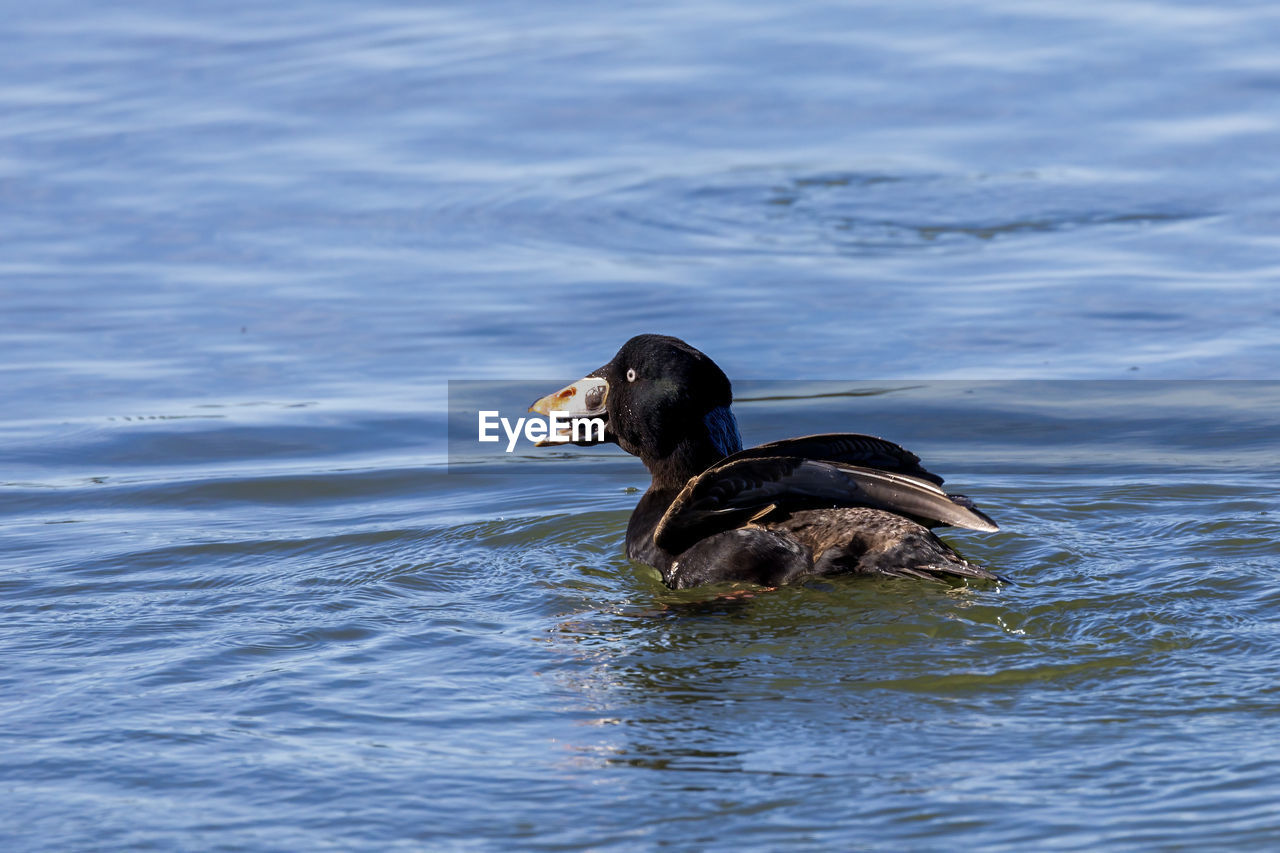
[529,334,1003,589]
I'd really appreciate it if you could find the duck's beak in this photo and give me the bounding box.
[528,374,610,446]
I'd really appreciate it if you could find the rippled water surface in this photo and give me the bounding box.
[3,1,1280,849]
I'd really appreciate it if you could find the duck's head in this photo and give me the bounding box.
[531,334,742,487]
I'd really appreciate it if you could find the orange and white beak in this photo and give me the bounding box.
[528,375,609,446]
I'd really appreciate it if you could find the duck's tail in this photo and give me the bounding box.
[881,558,1011,585]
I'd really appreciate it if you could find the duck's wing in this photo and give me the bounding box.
[714,433,945,485]
[653,456,998,556]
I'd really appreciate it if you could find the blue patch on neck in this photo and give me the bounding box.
[703,405,742,457]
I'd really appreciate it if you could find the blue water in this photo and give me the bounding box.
[3,1,1280,849]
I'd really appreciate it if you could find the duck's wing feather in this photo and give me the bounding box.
[714,433,945,485]
[654,457,998,556]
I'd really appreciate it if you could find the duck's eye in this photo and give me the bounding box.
[626,368,637,382]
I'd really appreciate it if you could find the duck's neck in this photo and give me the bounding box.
[643,405,742,490]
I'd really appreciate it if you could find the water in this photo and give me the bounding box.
[3,0,1279,848]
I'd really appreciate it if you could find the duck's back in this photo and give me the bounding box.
[632,433,1002,588]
